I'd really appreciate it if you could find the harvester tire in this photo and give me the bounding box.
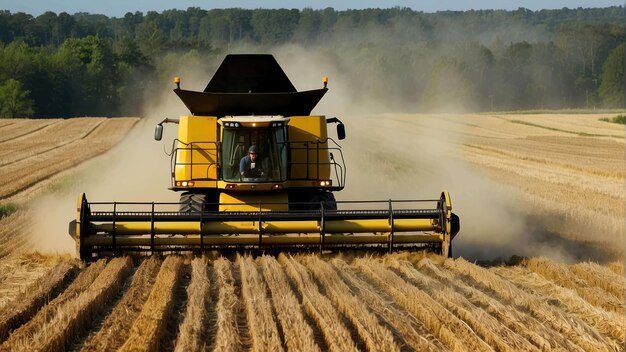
[288,191,337,210]
[317,192,338,210]
[179,192,206,212]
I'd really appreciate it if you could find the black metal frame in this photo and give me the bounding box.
[287,137,346,189]
[170,139,220,185]
[169,137,346,190]
[76,193,459,260]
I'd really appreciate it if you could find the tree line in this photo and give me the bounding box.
[0,6,623,117]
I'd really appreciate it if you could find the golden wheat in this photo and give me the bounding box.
[279,254,357,352]
[81,257,161,352]
[259,255,320,352]
[444,258,612,351]
[0,118,138,199]
[354,256,476,352]
[0,261,77,343]
[300,255,399,352]
[568,261,626,300]
[608,261,624,276]
[0,119,59,143]
[493,266,624,346]
[0,118,105,167]
[212,257,242,352]
[238,255,284,352]
[386,257,534,352]
[0,259,106,351]
[0,211,33,263]
[174,257,211,352]
[415,257,556,351]
[0,253,64,310]
[523,257,624,315]
[330,258,444,351]
[464,135,625,178]
[118,256,183,352]
[498,113,625,138]
[23,257,133,352]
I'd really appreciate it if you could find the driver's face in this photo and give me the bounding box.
[249,152,258,161]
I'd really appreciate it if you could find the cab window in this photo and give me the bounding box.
[222,127,287,182]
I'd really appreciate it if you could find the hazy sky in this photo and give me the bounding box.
[0,0,622,17]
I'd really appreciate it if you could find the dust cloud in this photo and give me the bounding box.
[272,45,605,263]
[30,44,610,262]
[30,64,213,255]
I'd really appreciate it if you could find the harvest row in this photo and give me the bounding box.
[0,253,622,351]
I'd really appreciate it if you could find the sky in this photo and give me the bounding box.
[0,0,622,17]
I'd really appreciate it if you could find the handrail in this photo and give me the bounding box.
[169,137,347,188]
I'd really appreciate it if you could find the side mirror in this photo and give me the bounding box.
[154,124,163,141]
[337,123,346,140]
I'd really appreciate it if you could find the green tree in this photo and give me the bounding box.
[135,18,164,57]
[251,9,299,44]
[0,79,34,117]
[55,36,117,115]
[599,43,625,108]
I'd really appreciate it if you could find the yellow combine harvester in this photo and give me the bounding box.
[69,54,459,260]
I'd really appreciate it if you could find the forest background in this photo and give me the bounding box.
[0,6,624,118]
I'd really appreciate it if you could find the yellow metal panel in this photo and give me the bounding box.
[175,116,218,185]
[219,192,289,212]
[93,217,438,236]
[83,233,443,247]
[216,181,287,191]
[288,116,331,180]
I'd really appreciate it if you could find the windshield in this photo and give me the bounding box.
[222,127,288,182]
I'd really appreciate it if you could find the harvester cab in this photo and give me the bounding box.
[69,54,460,260]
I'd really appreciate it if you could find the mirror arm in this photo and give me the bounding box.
[154,118,179,141]
[326,117,342,124]
[158,118,180,125]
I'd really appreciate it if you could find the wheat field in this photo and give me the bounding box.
[350,112,624,249]
[0,114,624,351]
[0,253,623,351]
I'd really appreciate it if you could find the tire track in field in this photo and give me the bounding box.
[0,119,105,167]
[202,264,219,351]
[0,121,16,129]
[0,120,61,144]
[238,255,284,351]
[0,119,137,200]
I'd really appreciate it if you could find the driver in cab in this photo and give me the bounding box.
[240,145,266,178]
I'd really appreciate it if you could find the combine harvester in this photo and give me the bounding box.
[69,55,459,260]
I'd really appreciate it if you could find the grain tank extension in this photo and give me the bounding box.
[69,54,459,260]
